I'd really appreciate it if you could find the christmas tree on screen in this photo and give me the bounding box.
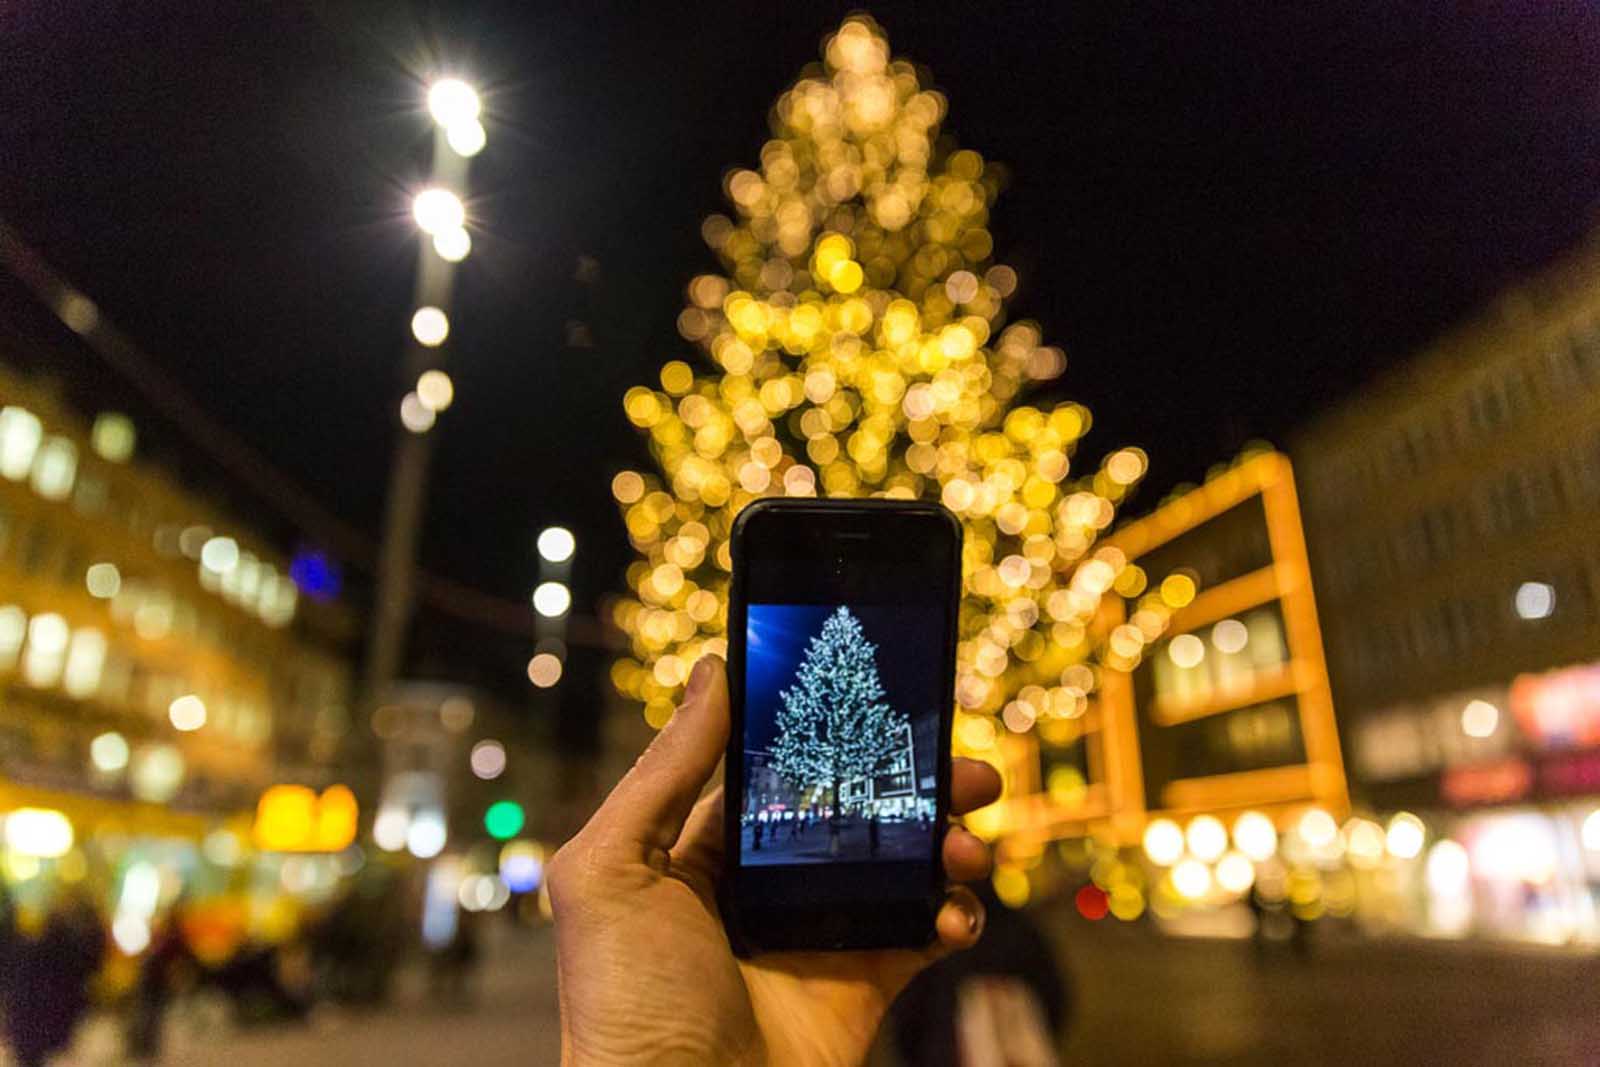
[609,16,1175,765]
[770,606,907,853]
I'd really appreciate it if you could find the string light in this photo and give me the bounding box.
[607,16,1162,733]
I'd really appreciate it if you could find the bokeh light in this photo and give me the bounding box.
[532,581,571,618]
[412,187,465,235]
[433,226,472,262]
[537,526,577,563]
[428,78,481,128]
[411,306,450,347]
[527,652,563,687]
[607,16,1163,737]
[470,739,507,780]
[417,369,455,412]
[168,694,207,732]
[400,392,436,434]
[1142,818,1184,867]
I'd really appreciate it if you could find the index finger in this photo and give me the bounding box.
[951,757,1001,816]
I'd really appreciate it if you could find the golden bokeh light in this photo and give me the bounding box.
[607,16,1161,739]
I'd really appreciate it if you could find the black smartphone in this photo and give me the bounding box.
[722,498,962,954]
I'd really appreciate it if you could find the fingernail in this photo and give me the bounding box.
[683,657,713,705]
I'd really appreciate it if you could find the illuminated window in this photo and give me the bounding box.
[0,407,42,481]
[63,628,107,698]
[30,436,77,500]
[0,605,25,671]
[22,612,69,688]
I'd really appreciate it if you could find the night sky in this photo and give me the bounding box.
[2,3,1597,716]
[744,603,944,755]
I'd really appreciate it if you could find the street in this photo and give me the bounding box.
[742,817,934,865]
[30,911,1600,1066]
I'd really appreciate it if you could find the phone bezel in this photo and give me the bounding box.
[721,497,963,954]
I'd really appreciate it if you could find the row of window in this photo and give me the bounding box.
[1333,564,1595,694]
[1308,317,1600,512]
[1318,428,1600,603]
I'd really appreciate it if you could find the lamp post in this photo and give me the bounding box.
[364,78,484,701]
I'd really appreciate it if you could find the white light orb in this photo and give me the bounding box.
[400,392,436,434]
[1215,851,1256,895]
[1232,811,1278,862]
[1386,812,1426,860]
[416,369,455,412]
[537,526,576,564]
[200,535,239,574]
[1514,581,1554,620]
[86,562,122,599]
[411,306,450,347]
[433,226,471,262]
[428,78,481,128]
[1168,633,1205,669]
[406,810,448,859]
[470,739,507,780]
[1212,618,1249,654]
[168,694,207,732]
[1460,699,1499,739]
[446,117,486,157]
[90,731,130,773]
[1297,808,1338,850]
[1171,858,1212,901]
[1142,818,1184,867]
[412,188,465,235]
[532,581,571,618]
[1185,815,1228,863]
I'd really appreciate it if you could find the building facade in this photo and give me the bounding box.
[1292,236,1600,943]
[0,365,360,886]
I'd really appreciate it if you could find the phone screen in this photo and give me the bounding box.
[725,500,960,953]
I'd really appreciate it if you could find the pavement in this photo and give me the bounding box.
[24,907,1600,1066]
[741,818,934,865]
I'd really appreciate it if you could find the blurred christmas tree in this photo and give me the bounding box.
[609,17,1174,756]
[770,606,907,842]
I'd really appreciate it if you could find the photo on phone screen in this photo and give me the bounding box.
[740,602,941,866]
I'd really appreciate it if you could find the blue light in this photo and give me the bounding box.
[290,550,341,601]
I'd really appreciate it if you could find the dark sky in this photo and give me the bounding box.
[2,2,1597,712]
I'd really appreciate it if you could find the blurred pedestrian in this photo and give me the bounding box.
[752,820,764,851]
[2,892,106,1067]
[869,811,881,858]
[126,912,197,1063]
[890,884,1071,1067]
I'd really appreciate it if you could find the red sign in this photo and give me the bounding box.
[1441,759,1534,808]
[1511,663,1600,749]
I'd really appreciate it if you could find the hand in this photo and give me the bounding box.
[549,655,1002,1066]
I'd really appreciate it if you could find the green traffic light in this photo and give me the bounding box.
[484,799,525,840]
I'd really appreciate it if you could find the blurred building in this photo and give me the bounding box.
[979,453,1348,918]
[0,364,362,912]
[1293,236,1600,943]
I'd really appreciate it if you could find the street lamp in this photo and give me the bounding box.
[427,78,481,129]
[532,581,571,618]
[537,526,576,564]
[412,188,465,235]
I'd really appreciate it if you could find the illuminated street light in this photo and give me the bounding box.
[532,581,571,618]
[427,78,481,129]
[416,369,455,412]
[447,118,487,158]
[411,306,450,347]
[537,526,576,564]
[400,393,435,434]
[412,187,465,235]
[433,226,471,263]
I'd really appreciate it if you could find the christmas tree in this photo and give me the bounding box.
[609,17,1175,760]
[769,607,908,837]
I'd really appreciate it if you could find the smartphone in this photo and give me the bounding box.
[722,498,962,954]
